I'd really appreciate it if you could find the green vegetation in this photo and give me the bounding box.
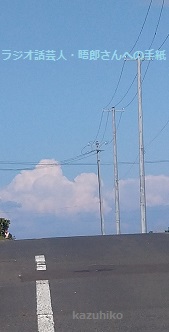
[0,218,13,240]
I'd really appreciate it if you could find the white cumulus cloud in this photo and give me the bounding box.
[0,159,110,217]
[0,162,169,220]
[119,174,169,211]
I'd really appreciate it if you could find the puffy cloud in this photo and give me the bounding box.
[0,159,110,217]
[119,174,169,211]
[1,164,169,239]
[146,175,169,206]
[0,161,169,220]
[119,178,140,211]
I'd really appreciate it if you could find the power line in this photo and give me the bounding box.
[1,158,169,171]
[122,48,169,171]
[115,74,137,107]
[114,0,166,109]
[92,110,104,143]
[129,0,153,53]
[123,60,151,109]
[11,151,96,166]
[100,111,110,143]
[145,118,169,150]
[91,0,154,144]
[149,0,165,49]
[0,151,97,171]
[105,111,124,146]
[91,1,165,147]
[118,154,139,180]
[110,0,153,103]
[145,160,169,164]
[111,0,154,108]
[103,60,126,109]
[91,61,125,145]
[62,151,97,164]
[117,112,124,130]
[60,150,95,164]
[158,33,169,49]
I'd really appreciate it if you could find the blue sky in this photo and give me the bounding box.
[0,0,169,239]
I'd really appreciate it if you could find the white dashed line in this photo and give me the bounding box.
[36,280,55,332]
[35,255,46,271]
[35,255,55,332]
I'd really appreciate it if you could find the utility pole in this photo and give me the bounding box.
[137,55,147,233]
[96,141,105,235]
[112,107,121,235]
[104,108,123,234]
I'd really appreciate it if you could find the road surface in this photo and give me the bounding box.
[0,233,169,331]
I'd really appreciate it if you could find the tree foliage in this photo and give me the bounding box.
[0,218,13,239]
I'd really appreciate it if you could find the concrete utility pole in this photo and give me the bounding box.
[112,107,121,235]
[96,141,105,235]
[137,55,147,233]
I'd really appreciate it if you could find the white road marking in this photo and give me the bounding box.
[36,280,55,332]
[35,255,55,332]
[35,255,46,271]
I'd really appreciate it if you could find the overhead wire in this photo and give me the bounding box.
[108,0,153,105]
[62,151,97,164]
[109,6,168,182]
[117,112,123,130]
[129,0,154,53]
[123,60,151,109]
[149,0,165,49]
[100,111,110,143]
[84,1,167,183]
[60,150,95,164]
[103,60,126,109]
[158,33,169,49]
[119,103,169,179]
[90,0,154,144]
[0,151,97,171]
[112,0,154,108]
[145,118,169,150]
[1,158,169,171]
[105,111,124,146]
[120,28,169,178]
[118,155,139,180]
[114,0,166,110]
[115,73,137,107]
[1,3,167,177]
[92,110,104,143]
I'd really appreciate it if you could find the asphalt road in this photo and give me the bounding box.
[0,233,169,332]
